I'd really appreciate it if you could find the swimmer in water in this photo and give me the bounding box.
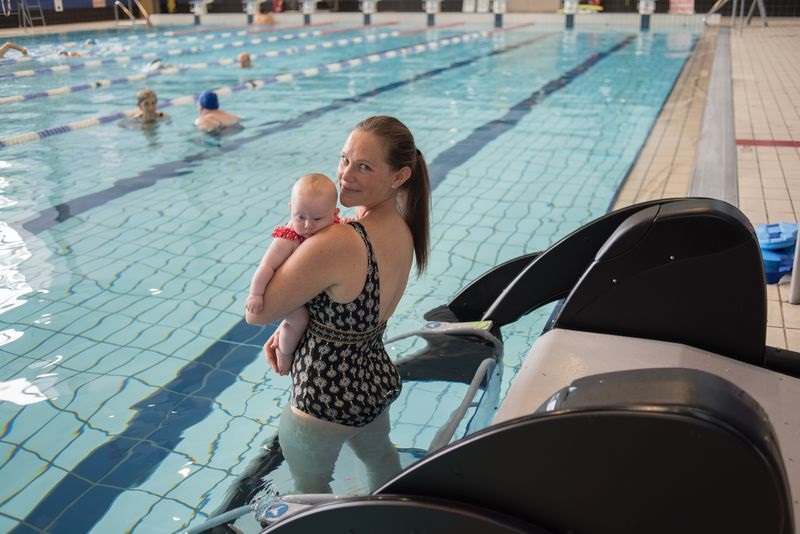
[194,90,240,133]
[133,88,168,123]
[0,42,28,58]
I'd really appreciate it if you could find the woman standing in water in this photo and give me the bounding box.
[246,115,431,493]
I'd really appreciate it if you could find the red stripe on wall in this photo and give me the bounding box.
[736,139,800,148]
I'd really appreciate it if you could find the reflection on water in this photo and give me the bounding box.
[0,221,33,316]
[0,377,48,406]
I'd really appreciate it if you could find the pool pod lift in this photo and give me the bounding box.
[195,197,800,533]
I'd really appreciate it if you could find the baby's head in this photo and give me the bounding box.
[288,173,339,238]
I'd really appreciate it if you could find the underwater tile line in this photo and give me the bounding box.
[428,34,637,189]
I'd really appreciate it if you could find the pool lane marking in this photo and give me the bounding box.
[428,34,637,188]
[9,321,279,534]
[0,25,519,148]
[0,25,342,80]
[0,29,404,106]
[13,27,557,534]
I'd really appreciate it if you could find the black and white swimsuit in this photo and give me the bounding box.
[290,221,402,428]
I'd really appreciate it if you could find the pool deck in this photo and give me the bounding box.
[4,14,799,349]
[614,17,800,353]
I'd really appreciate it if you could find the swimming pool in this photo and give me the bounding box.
[1,16,699,533]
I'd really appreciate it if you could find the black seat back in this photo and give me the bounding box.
[379,368,793,534]
[553,199,767,364]
[482,198,688,326]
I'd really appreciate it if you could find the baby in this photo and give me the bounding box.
[246,173,340,374]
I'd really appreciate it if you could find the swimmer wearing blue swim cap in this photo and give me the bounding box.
[197,90,219,110]
[195,90,239,132]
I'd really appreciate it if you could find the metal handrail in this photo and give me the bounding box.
[427,357,497,452]
[114,0,135,24]
[131,0,152,27]
[386,320,504,452]
[114,0,150,27]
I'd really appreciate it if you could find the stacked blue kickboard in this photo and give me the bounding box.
[756,222,797,284]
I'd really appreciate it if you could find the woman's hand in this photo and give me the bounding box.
[263,330,284,374]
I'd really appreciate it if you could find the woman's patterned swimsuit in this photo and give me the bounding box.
[291,221,402,427]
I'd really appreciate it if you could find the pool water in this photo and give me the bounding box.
[0,19,697,533]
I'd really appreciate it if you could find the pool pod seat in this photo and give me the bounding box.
[261,368,793,533]
[256,198,800,532]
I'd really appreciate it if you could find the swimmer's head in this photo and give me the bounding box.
[146,58,164,72]
[197,90,219,110]
[85,38,97,45]
[138,87,157,105]
[238,52,252,68]
[136,88,163,123]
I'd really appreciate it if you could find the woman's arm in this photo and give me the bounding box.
[245,224,362,325]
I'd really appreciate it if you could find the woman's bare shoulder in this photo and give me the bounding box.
[302,222,362,257]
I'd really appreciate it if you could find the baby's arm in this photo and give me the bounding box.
[275,306,309,374]
[246,237,299,313]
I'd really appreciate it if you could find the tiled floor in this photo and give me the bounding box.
[615,17,800,353]
[732,20,800,351]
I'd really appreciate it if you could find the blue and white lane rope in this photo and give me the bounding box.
[0,21,336,67]
[0,26,530,149]
[0,55,34,67]
[0,23,533,149]
[0,28,332,80]
[0,30,403,105]
[69,23,337,55]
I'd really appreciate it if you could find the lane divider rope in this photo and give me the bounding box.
[0,29,325,79]
[0,21,335,68]
[0,25,377,79]
[0,23,534,149]
[0,29,403,104]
